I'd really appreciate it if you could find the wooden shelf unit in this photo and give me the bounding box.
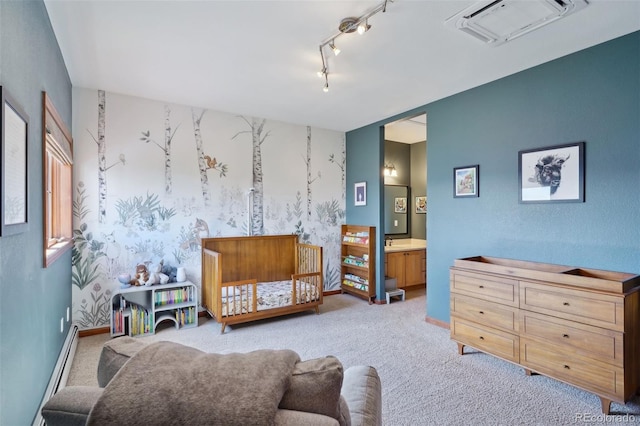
[450,256,640,414]
[111,281,198,337]
[341,224,376,304]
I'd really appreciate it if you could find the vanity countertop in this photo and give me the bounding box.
[384,238,427,253]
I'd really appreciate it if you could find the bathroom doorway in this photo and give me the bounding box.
[382,113,427,301]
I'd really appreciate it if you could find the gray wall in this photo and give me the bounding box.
[410,141,426,240]
[383,140,427,240]
[0,1,73,424]
[384,140,411,238]
[346,31,639,321]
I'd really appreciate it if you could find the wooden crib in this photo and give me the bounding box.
[201,234,323,333]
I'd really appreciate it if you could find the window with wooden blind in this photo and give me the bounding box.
[43,92,73,267]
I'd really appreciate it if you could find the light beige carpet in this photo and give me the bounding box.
[68,290,639,425]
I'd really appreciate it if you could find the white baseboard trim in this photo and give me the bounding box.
[33,324,79,426]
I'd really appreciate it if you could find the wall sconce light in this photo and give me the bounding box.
[384,164,398,177]
[317,0,393,92]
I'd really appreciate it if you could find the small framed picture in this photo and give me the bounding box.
[394,197,407,213]
[354,181,366,206]
[453,165,479,198]
[519,142,584,203]
[415,196,427,213]
[1,86,30,236]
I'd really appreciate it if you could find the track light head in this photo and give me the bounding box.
[330,41,340,56]
[317,68,326,78]
[323,82,329,93]
[357,21,371,35]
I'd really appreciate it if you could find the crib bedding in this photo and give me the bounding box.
[220,280,320,317]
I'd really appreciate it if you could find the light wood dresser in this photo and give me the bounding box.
[450,256,640,414]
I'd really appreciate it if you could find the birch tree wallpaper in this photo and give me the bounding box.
[72,88,345,330]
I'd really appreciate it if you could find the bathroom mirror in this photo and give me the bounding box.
[384,185,408,235]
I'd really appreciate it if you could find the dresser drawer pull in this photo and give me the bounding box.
[564,365,570,370]
[479,285,484,289]
[563,302,570,306]
[479,336,485,340]
[562,334,570,338]
[479,311,484,315]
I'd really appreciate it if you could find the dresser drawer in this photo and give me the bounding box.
[451,270,519,307]
[520,338,624,400]
[520,281,624,331]
[451,293,519,333]
[451,317,519,363]
[520,311,623,367]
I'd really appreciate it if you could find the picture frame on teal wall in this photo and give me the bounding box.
[354,181,366,206]
[415,196,427,213]
[519,142,584,203]
[1,86,29,236]
[453,165,479,198]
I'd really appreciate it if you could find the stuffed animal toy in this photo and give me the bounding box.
[130,264,149,286]
[158,273,170,285]
[145,262,162,286]
[161,262,178,283]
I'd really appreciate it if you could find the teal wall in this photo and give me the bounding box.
[346,125,386,300]
[346,32,639,321]
[0,1,73,424]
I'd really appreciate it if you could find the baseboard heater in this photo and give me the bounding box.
[33,324,79,426]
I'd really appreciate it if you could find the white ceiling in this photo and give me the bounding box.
[385,113,426,143]
[44,0,640,141]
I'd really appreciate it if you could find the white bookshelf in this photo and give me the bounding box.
[110,281,198,337]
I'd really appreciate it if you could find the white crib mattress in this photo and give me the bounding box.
[220,280,319,317]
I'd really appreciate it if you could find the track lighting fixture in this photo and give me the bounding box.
[317,0,393,92]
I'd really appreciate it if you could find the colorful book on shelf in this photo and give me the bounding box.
[342,233,369,245]
[343,255,368,268]
[175,306,196,326]
[130,303,150,335]
[156,286,194,306]
[342,279,368,291]
[344,273,368,285]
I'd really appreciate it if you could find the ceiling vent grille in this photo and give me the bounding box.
[445,0,589,46]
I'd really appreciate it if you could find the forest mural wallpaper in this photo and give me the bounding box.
[72,88,346,330]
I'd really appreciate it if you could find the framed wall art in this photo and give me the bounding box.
[415,196,427,213]
[1,86,29,236]
[354,181,366,206]
[394,197,407,213]
[453,165,479,198]
[519,142,584,203]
